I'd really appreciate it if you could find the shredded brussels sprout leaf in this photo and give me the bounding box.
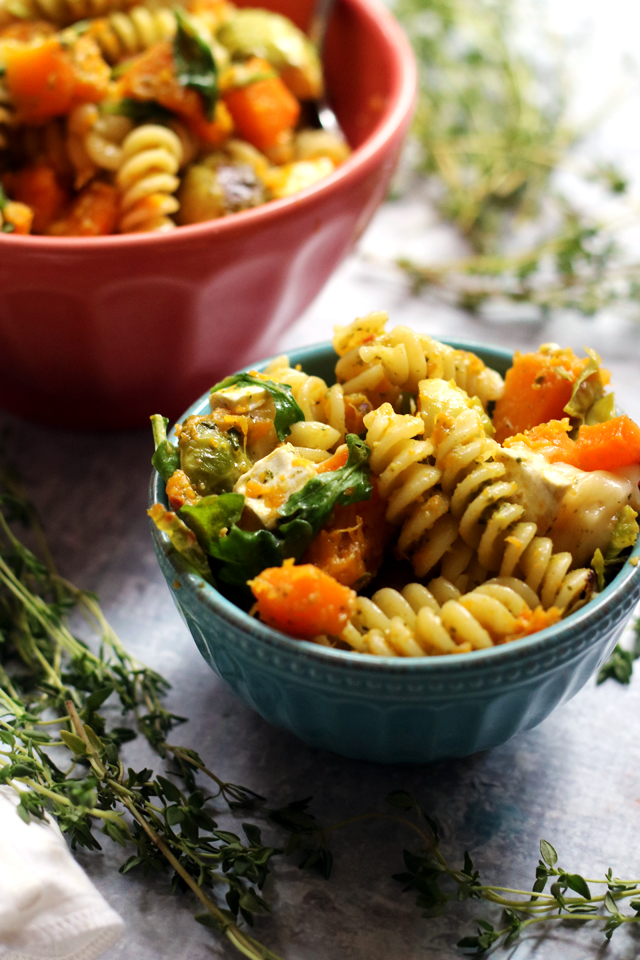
[173,434,372,587]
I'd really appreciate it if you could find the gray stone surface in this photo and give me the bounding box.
[4,0,640,949]
[2,209,640,958]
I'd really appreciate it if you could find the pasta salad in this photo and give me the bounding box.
[150,313,640,657]
[0,1,348,235]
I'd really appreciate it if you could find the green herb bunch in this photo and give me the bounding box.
[0,459,283,960]
[1,450,639,959]
[393,0,640,318]
[385,791,640,954]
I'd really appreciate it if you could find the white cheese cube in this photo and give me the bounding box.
[211,383,269,414]
[233,443,317,529]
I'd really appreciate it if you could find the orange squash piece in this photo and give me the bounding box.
[4,164,68,234]
[303,483,392,587]
[48,182,119,236]
[222,59,300,152]
[503,418,580,467]
[249,560,356,639]
[575,415,640,472]
[493,348,588,443]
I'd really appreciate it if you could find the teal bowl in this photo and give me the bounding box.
[149,341,640,763]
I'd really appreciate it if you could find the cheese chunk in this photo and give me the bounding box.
[234,443,316,529]
[496,444,580,535]
[211,383,268,414]
[496,444,640,566]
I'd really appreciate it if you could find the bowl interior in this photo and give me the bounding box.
[151,339,640,671]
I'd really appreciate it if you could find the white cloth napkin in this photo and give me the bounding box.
[0,786,124,960]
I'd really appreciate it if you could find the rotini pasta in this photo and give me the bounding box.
[0,1,349,235]
[116,123,182,232]
[418,378,596,610]
[150,316,639,658]
[339,578,560,657]
[333,313,504,410]
[0,0,133,27]
[86,5,176,63]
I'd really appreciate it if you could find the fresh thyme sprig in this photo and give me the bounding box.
[597,617,640,685]
[386,792,640,954]
[393,0,639,319]
[0,458,283,960]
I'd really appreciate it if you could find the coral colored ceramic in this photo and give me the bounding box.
[0,0,416,429]
[149,341,640,764]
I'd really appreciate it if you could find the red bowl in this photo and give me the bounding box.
[0,0,416,429]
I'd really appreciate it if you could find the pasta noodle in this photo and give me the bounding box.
[333,313,504,410]
[116,123,182,232]
[0,0,133,27]
[86,5,176,63]
[340,579,556,656]
[0,2,349,235]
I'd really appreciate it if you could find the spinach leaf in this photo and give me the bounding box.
[278,434,372,544]
[152,443,180,482]
[179,491,283,587]
[210,527,283,587]
[150,415,180,482]
[174,9,218,121]
[179,493,244,555]
[176,434,372,588]
[106,98,174,124]
[210,373,304,441]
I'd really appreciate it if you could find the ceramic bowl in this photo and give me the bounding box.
[149,341,640,763]
[0,0,416,430]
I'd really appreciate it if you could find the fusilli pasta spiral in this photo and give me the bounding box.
[339,578,556,657]
[420,379,595,610]
[0,0,133,27]
[362,402,452,578]
[333,314,504,410]
[86,5,175,63]
[116,123,182,232]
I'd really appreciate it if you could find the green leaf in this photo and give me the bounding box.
[60,730,89,756]
[211,374,304,442]
[152,442,180,483]
[83,686,113,712]
[173,9,218,121]
[604,891,620,914]
[278,434,372,547]
[156,775,182,803]
[597,644,634,685]
[564,348,605,427]
[106,98,174,123]
[540,839,558,868]
[566,873,591,899]
[166,805,184,825]
[179,493,244,555]
[210,525,283,587]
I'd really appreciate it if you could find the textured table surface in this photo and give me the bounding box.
[4,1,640,956]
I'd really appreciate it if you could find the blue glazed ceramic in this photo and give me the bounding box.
[149,340,640,763]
